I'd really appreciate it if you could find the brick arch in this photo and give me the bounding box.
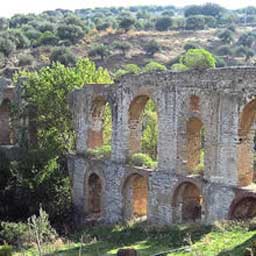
[87,172,103,218]
[128,95,158,156]
[229,194,256,220]
[172,181,203,223]
[0,98,13,145]
[186,116,204,173]
[237,98,256,186]
[87,96,112,149]
[122,173,148,221]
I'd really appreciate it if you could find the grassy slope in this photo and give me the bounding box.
[14,222,256,256]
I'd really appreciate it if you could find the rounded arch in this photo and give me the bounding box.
[128,94,158,160]
[172,181,203,223]
[186,116,204,173]
[87,96,112,150]
[0,98,13,145]
[237,98,256,186]
[122,173,148,221]
[86,172,103,218]
[229,195,256,220]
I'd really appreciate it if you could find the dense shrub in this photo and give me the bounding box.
[113,41,131,56]
[130,153,156,168]
[0,244,13,256]
[143,40,161,56]
[88,43,111,60]
[155,17,172,31]
[185,15,206,30]
[215,56,226,67]
[0,222,29,247]
[50,47,77,66]
[37,31,59,46]
[0,38,16,57]
[217,29,235,44]
[87,145,111,159]
[171,63,189,71]
[184,42,201,51]
[115,64,141,78]
[57,24,84,43]
[119,16,135,32]
[180,48,216,69]
[18,54,34,66]
[217,45,234,56]
[143,61,167,72]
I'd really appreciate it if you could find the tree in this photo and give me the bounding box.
[155,17,172,31]
[185,15,206,30]
[0,37,16,57]
[50,47,77,66]
[119,16,135,32]
[0,18,9,31]
[180,49,216,69]
[89,44,111,60]
[218,29,235,44]
[37,31,59,46]
[143,40,161,56]
[57,24,84,44]
[113,41,131,56]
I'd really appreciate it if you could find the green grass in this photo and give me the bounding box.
[13,222,256,256]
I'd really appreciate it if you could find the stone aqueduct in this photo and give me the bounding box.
[68,67,256,225]
[1,68,256,225]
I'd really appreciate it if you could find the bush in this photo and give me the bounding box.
[217,45,234,56]
[130,153,156,169]
[114,64,141,79]
[113,41,131,56]
[119,16,135,32]
[50,47,77,66]
[184,42,201,51]
[215,56,226,67]
[57,24,84,44]
[217,29,235,44]
[185,15,206,30]
[89,43,111,60]
[180,48,216,69]
[37,31,59,46]
[87,145,111,159]
[0,222,29,247]
[18,54,34,66]
[171,63,189,71]
[143,40,161,56]
[0,244,13,256]
[155,17,172,31]
[143,61,167,72]
[0,38,16,57]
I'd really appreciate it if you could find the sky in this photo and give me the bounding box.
[0,0,256,17]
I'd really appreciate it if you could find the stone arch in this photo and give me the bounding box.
[186,117,204,173]
[87,173,103,218]
[172,181,203,223]
[0,99,13,145]
[128,95,158,159]
[190,95,200,113]
[87,96,112,150]
[122,173,148,221]
[229,195,256,220]
[238,99,256,186]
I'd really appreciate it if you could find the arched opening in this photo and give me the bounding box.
[186,117,205,174]
[88,173,102,217]
[238,99,256,186]
[230,197,256,220]
[122,174,148,221]
[172,182,203,223]
[0,99,13,145]
[128,95,158,162]
[190,95,200,113]
[87,96,112,155]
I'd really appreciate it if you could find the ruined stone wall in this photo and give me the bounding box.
[69,67,256,225]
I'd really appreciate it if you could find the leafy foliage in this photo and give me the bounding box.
[129,153,156,169]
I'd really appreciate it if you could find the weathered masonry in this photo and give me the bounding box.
[68,67,256,225]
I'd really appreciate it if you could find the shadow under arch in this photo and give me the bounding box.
[87,95,112,150]
[237,98,256,186]
[172,181,203,224]
[122,172,148,221]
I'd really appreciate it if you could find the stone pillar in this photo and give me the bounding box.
[213,93,239,186]
[157,87,177,171]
